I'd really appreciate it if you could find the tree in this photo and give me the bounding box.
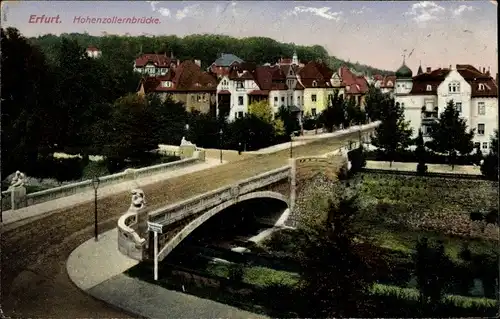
[248,100,273,123]
[481,130,498,180]
[319,91,345,132]
[414,238,453,314]
[1,27,55,177]
[428,100,474,169]
[472,143,483,165]
[101,94,157,170]
[371,100,413,167]
[276,106,300,136]
[248,100,285,138]
[296,184,375,317]
[147,94,188,145]
[415,129,427,175]
[364,85,389,121]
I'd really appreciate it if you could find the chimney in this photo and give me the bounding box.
[194,59,201,68]
[486,66,491,76]
[426,67,431,73]
[483,67,486,74]
[449,64,452,70]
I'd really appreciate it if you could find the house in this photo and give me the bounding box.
[276,50,306,68]
[394,62,498,153]
[137,60,217,114]
[374,75,397,96]
[86,46,102,58]
[223,63,260,121]
[209,53,244,78]
[297,61,337,117]
[338,66,369,106]
[134,53,181,76]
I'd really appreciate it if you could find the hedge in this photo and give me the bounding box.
[365,149,476,165]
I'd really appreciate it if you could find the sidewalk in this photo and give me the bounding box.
[365,161,482,175]
[2,158,224,227]
[67,228,269,319]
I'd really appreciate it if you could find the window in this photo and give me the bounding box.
[297,96,301,105]
[328,94,333,102]
[281,97,285,102]
[191,95,196,102]
[312,80,318,87]
[448,81,460,93]
[478,102,485,115]
[477,123,485,135]
[238,111,244,118]
[426,85,432,91]
[236,81,244,89]
[238,96,244,105]
[311,94,317,102]
[197,95,202,102]
[483,142,488,149]
[455,102,462,112]
[274,96,278,107]
[478,84,485,91]
[311,108,317,117]
[474,142,480,149]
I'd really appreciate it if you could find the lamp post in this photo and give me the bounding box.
[219,129,223,164]
[289,133,293,158]
[92,176,100,241]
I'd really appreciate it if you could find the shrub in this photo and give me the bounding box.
[26,155,85,182]
[416,163,427,175]
[348,146,366,173]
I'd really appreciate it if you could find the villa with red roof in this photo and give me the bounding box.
[137,60,217,114]
[394,61,498,153]
[86,46,101,58]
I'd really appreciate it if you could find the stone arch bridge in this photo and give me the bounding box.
[118,133,371,280]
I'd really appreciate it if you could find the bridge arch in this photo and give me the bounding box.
[156,191,288,261]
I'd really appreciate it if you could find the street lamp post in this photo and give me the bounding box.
[290,133,293,158]
[92,176,100,241]
[219,129,223,163]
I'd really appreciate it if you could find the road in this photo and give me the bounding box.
[0,130,370,318]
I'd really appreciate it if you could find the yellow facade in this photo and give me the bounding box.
[302,88,335,117]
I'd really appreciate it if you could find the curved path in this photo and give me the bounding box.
[1,130,370,318]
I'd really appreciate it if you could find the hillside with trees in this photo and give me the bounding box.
[29,33,393,76]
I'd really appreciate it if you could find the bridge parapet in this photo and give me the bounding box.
[148,166,292,227]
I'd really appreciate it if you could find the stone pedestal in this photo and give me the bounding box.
[11,186,27,210]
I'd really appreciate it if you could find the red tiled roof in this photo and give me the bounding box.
[380,75,396,88]
[253,66,288,91]
[87,46,100,52]
[140,60,217,93]
[135,54,175,68]
[338,66,368,94]
[297,61,334,88]
[373,74,384,81]
[294,81,305,90]
[408,65,497,97]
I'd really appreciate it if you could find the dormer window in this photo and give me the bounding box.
[312,80,318,87]
[448,81,460,93]
[387,81,393,87]
[194,83,201,87]
[289,70,293,75]
[478,83,485,91]
[426,85,432,91]
[162,81,172,88]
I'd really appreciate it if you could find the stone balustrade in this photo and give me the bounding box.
[2,148,205,211]
[117,210,147,260]
[148,166,292,226]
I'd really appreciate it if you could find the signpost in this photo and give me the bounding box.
[148,222,163,280]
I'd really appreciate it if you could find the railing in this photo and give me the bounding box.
[148,166,292,226]
[3,148,205,211]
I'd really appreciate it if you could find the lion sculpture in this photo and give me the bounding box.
[129,188,146,211]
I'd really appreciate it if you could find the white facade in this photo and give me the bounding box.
[86,49,102,58]
[396,69,498,153]
[269,90,291,114]
[218,73,260,122]
[134,64,169,76]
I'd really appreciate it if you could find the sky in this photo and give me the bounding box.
[1,1,498,74]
